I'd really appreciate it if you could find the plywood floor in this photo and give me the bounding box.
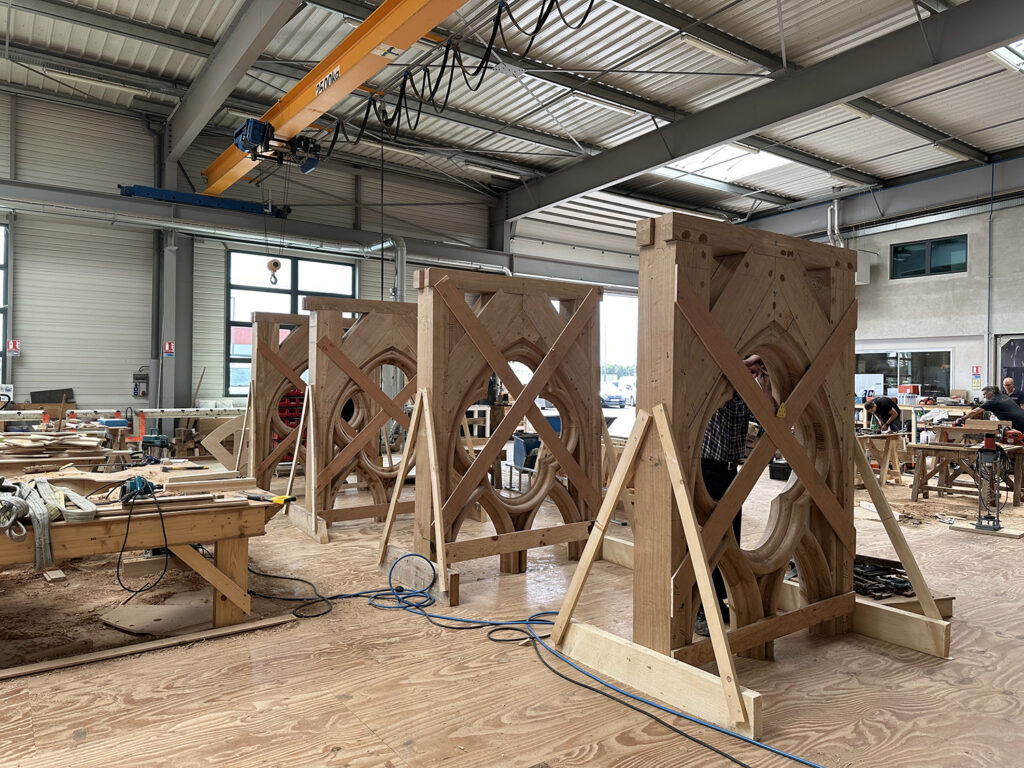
[2,469,1022,768]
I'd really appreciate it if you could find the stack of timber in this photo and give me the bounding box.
[0,432,126,473]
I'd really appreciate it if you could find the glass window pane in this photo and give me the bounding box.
[929,236,967,274]
[230,252,292,290]
[892,242,927,278]
[229,289,290,322]
[229,325,253,357]
[299,260,353,294]
[905,351,951,396]
[228,362,252,395]
[0,226,6,263]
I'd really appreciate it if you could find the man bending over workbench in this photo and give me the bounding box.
[865,395,902,432]
[957,385,1024,432]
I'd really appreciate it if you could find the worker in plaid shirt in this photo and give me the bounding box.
[695,354,773,637]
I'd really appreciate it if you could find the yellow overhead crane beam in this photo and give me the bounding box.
[202,0,464,196]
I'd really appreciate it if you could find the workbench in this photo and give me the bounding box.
[856,433,906,486]
[909,442,1024,507]
[930,420,1010,444]
[0,497,273,627]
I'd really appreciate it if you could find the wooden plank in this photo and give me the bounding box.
[852,598,951,659]
[259,345,307,392]
[378,394,422,565]
[853,434,943,621]
[0,506,267,565]
[213,537,249,627]
[777,580,950,658]
[302,296,418,314]
[552,411,651,646]
[653,404,747,726]
[601,535,634,569]
[323,500,415,523]
[169,544,252,616]
[559,621,763,740]
[415,267,599,300]
[653,211,856,270]
[672,592,856,667]
[949,522,1024,539]
[446,521,593,564]
[0,615,295,681]
[163,477,259,493]
[380,544,458,606]
[421,392,450,589]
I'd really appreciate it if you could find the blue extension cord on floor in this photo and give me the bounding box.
[247,552,826,768]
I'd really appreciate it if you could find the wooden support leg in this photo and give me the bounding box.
[910,448,925,502]
[853,433,943,621]
[1014,456,1022,507]
[213,538,249,628]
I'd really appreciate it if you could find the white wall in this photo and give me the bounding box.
[847,205,1024,392]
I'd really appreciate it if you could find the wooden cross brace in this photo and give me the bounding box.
[314,376,419,494]
[674,275,858,556]
[551,406,748,727]
[432,277,601,523]
[672,300,858,596]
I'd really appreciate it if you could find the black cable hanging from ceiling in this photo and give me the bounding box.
[334,0,596,150]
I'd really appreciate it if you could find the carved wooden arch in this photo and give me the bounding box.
[634,212,859,657]
[304,297,418,535]
[414,269,603,575]
[248,312,309,490]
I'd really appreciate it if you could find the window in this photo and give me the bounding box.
[890,235,966,279]
[226,251,355,395]
[856,350,951,397]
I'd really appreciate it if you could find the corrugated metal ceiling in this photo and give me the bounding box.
[0,0,1019,235]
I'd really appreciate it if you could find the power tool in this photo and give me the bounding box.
[1002,428,1024,446]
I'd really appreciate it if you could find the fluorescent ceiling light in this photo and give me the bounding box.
[570,92,636,116]
[381,143,426,158]
[43,70,151,97]
[729,141,759,154]
[681,35,749,67]
[933,142,973,162]
[838,102,873,119]
[465,162,521,180]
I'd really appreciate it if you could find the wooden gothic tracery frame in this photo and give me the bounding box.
[247,312,310,491]
[296,297,417,542]
[410,269,604,583]
[551,212,949,739]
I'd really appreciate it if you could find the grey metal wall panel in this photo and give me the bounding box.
[14,97,153,192]
[192,237,230,403]
[12,215,152,407]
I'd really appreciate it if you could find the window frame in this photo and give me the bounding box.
[855,348,952,397]
[225,251,356,396]
[889,234,967,280]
